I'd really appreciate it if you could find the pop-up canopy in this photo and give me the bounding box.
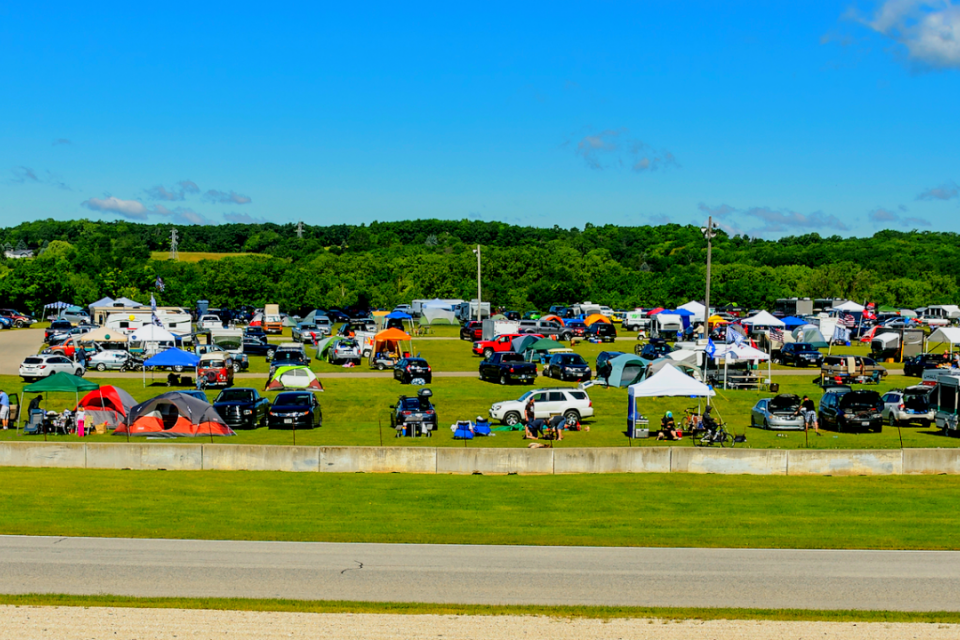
[627,365,714,435]
[741,311,785,327]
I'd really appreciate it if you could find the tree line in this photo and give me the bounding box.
[1,218,956,315]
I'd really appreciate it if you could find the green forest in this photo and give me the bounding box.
[1,218,957,314]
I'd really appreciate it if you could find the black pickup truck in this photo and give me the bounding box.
[478,351,538,385]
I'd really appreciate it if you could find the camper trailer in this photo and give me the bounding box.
[103,308,193,336]
[454,300,491,322]
[411,299,464,317]
[870,327,925,362]
[775,298,813,317]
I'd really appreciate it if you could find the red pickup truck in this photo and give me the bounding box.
[473,333,543,358]
[460,321,483,341]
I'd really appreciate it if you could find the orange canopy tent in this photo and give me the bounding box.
[584,314,612,326]
[369,328,413,368]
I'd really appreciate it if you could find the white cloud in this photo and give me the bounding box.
[868,205,931,227]
[916,181,959,200]
[203,189,252,205]
[81,197,150,219]
[745,207,850,234]
[854,0,960,69]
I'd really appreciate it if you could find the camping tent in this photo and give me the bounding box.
[584,313,612,326]
[75,385,137,431]
[645,358,703,381]
[78,326,129,343]
[791,325,828,348]
[605,354,650,387]
[420,307,457,325]
[928,327,960,354]
[779,316,808,328]
[627,364,715,434]
[741,311,785,327]
[88,296,115,310]
[265,365,324,391]
[834,300,865,313]
[523,337,566,361]
[511,335,540,354]
[315,336,345,358]
[368,328,412,367]
[115,391,235,437]
[678,301,706,322]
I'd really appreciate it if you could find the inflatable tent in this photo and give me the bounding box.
[115,391,235,437]
[265,365,324,391]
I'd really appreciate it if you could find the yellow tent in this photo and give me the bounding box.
[707,314,729,325]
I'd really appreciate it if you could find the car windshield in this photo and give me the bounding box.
[558,355,585,365]
[217,389,254,402]
[276,393,311,406]
[203,359,226,368]
[274,352,301,361]
[400,397,431,411]
[793,343,814,351]
[407,359,427,365]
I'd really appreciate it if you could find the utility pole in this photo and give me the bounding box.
[169,228,179,261]
[296,220,303,239]
[701,216,718,338]
[473,245,482,321]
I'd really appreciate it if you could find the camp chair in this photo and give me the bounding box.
[859,370,882,385]
[22,410,44,435]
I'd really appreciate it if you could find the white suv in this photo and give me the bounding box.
[490,387,594,427]
[20,354,86,381]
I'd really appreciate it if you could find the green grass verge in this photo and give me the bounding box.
[1,594,958,623]
[2,469,959,549]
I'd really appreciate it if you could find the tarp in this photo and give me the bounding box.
[78,326,128,343]
[265,365,324,391]
[779,316,808,328]
[115,391,235,437]
[791,325,828,348]
[584,313,612,326]
[130,325,176,342]
[420,307,457,325]
[741,311,785,327]
[606,354,651,387]
[24,373,99,393]
[76,385,137,429]
[834,300,865,312]
[628,364,715,397]
[143,348,200,368]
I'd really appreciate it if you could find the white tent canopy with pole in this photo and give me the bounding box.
[928,327,960,354]
[627,365,715,437]
[741,311,785,327]
[677,301,706,323]
[833,300,865,313]
[713,342,771,390]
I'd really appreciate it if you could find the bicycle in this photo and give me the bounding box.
[680,407,702,433]
[695,420,734,447]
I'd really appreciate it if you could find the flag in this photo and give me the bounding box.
[155,277,165,292]
[770,327,783,342]
[841,314,856,328]
[150,294,163,327]
[862,309,876,321]
[705,338,716,358]
[832,324,849,343]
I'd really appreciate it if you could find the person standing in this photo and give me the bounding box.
[0,389,8,429]
[800,395,821,436]
[76,407,86,438]
[524,396,535,427]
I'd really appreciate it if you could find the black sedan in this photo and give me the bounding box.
[394,357,433,384]
[544,353,592,381]
[389,388,437,437]
[267,391,322,429]
[213,387,270,429]
[244,326,267,340]
[242,336,276,359]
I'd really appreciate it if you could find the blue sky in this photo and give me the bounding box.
[2,1,959,237]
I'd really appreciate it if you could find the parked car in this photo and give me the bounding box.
[473,333,539,358]
[267,391,322,429]
[195,344,249,372]
[326,309,350,323]
[544,353,592,382]
[749,394,805,430]
[776,342,824,367]
[47,325,93,347]
[393,357,433,384]
[197,314,223,330]
[242,336,276,359]
[503,310,521,321]
[489,387,594,427]
[270,349,311,368]
[881,387,936,427]
[638,340,673,360]
[44,319,74,343]
[478,351,537,385]
[0,308,35,327]
[585,322,617,343]
[818,388,884,433]
[903,353,951,377]
[565,320,588,338]
[196,352,235,388]
[20,353,85,381]
[329,338,362,365]
[213,387,270,429]
[389,388,437,435]
[460,321,483,341]
[88,349,131,371]
[244,326,267,340]
[292,322,325,344]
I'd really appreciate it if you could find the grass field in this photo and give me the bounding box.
[2,594,958,623]
[0,370,954,449]
[149,251,272,262]
[1,469,958,548]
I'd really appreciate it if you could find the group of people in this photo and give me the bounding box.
[655,404,720,441]
[521,396,566,441]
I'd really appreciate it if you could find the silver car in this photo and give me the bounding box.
[20,354,86,381]
[750,394,805,430]
[88,349,131,371]
[881,387,935,427]
[329,339,361,365]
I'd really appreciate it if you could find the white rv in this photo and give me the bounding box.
[104,308,193,336]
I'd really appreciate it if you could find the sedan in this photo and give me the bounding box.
[20,354,85,381]
[267,391,323,429]
[88,350,131,371]
[749,395,805,430]
[393,357,433,384]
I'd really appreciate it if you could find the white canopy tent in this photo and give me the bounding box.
[713,342,771,390]
[129,324,176,357]
[833,300,865,313]
[677,301,706,323]
[741,311,785,327]
[928,327,960,354]
[420,306,457,325]
[627,365,715,437]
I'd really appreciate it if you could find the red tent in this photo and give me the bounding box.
[114,391,235,438]
[648,307,665,315]
[75,385,137,430]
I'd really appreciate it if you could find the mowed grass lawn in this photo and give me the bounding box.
[0,370,956,450]
[1,468,959,549]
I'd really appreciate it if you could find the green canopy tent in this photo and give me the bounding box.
[523,338,567,363]
[19,373,99,435]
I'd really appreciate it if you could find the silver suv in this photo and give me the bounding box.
[881,387,935,428]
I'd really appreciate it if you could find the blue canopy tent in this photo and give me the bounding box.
[141,348,201,387]
[665,308,694,330]
[779,316,807,329]
[383,311,414,334]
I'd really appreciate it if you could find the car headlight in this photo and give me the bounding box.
[492,404,502,411]
[243,409,253,415]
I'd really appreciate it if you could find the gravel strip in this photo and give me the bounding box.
[1,607,958,640]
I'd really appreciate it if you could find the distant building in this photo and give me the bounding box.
[3,249,33,259]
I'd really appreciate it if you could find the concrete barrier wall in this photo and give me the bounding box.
[554,447,670,474]
[904,449,960,475]
[672,447,788,475]
[787,449,902,476]
[6,443,960,476]
[203,445,319,472]
[437,447,554,474]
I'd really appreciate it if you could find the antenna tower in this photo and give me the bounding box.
[169,228,179,261]
[296,220,304,239]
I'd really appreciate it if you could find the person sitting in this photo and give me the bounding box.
[657,411,680,440]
